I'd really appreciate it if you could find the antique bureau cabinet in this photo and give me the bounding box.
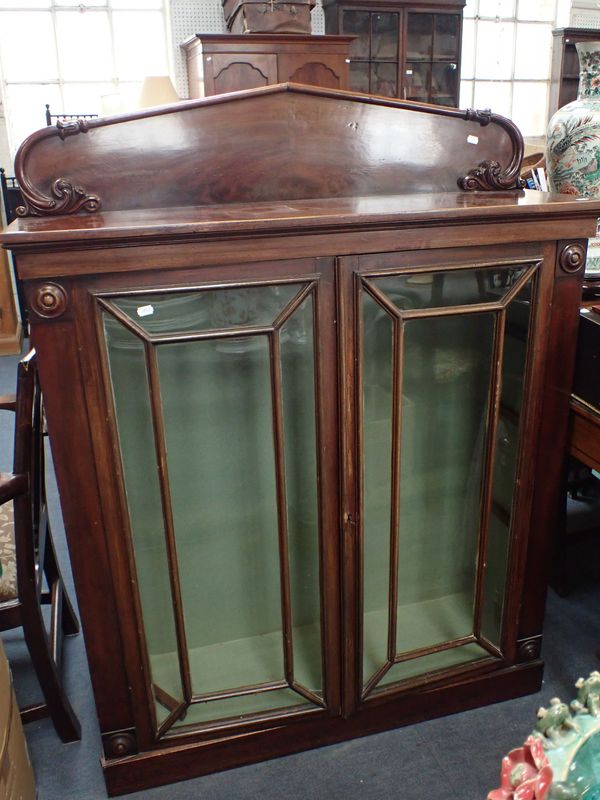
[2,85,598,795]
[183,33,356,96]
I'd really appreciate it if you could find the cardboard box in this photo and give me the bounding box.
[0,641,36,800]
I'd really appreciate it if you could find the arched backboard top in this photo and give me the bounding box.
[14,83,524,218]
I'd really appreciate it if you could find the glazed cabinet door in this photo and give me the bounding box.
[90,259,340,743]
[339,246,547,711]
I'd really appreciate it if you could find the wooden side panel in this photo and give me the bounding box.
[25,299,134,734]
[518,240,587,644]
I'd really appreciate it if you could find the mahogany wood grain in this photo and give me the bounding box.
[102,660,543,797]
[9,84,527,218]
[1,85,598,795]
[518,253,589,641]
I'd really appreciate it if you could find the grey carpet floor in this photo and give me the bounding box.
[0,349,598,800]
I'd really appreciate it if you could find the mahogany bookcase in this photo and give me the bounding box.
[2,84,598,795]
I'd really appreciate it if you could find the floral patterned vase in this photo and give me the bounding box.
[547,41,600,197]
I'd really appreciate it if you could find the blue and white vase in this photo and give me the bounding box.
[547,41,600,197]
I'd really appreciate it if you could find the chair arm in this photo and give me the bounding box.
[0,394,16,412]
[0,472,27,504]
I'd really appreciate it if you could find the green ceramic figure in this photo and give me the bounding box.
[535,698,579,745]
[571,671,600,717]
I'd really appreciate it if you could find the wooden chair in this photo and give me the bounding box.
[0,350,81,742]
[0,168,28,336]
[0,168,23,226]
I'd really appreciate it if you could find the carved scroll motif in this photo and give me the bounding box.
[459,108,526,191]
[14,121,101,218]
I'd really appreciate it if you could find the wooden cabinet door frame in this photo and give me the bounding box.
[41,256,342,753]
[337,241,556,716]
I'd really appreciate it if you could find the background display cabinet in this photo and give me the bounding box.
[322,0,465,104]
[2,85,598,795]
[183,33,355,97]
[549,28,600,119]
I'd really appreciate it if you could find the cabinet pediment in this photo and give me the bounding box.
[12,83,524,218]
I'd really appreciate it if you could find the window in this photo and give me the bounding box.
[0,1,170,153]
[460,0,570,136]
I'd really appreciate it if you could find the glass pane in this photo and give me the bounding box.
[473,81,512,117]
[112,0,163,7]
[517,0,555,20]
[514,24,552,79]
[104,282,324,729]
[432,62,458,104]
[434,14,460,58]
[475,20,515,81]
[349,62,370,94]
[405,62,431,102]
[172,688,307,729]
[511,82,549,138]
[461,19,476,80]
[102,315,183,727]
[394,312,495,661]
[112,284,301,335]
[460,79,474,109]
[56,10,113,80]
[479,0,515,15]
[0,0,49,7]
[406,13,433,60]
[372,12,398,60]
[0,11,58,81]
[481,280,534,646]
[156,336,282,696]
[112,10,168,80]
[5,84,62,150]
[280,296,322,696]
[343,10,370,59]
[380,642,489,687]
[61,83,116,118]
[464,0,477,18]
[373,266,526,310]
[371,62,397,97]
[362,292,394,686]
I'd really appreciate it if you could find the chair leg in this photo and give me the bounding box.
[42,517,79,637]
[20,595,81,742]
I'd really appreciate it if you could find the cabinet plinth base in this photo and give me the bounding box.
[102,660,543,797]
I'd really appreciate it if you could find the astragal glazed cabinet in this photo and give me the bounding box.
[2,85,598,795]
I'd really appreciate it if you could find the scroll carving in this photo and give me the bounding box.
[16,178,101,218]
[558,243,586,274]
[459,108,525,191]
[14,122,101,218]
[32,283,68,319]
